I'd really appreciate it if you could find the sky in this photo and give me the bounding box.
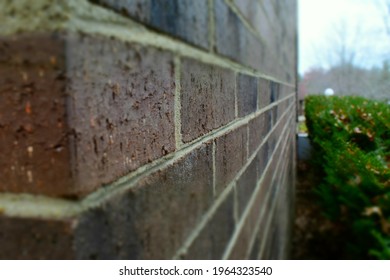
[299,0,389,74]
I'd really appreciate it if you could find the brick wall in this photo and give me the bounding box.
[0,0,297,259]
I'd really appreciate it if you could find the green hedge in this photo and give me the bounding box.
[305,95,390,259]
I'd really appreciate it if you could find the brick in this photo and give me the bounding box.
[90,0,209,49]
[235,157,258,218]
[248,112,266,156]
[215,125,247,195]
[66,34,176,197]
[233,0,274,46]
[258,78,271,109]
[0,216,75,259]
[183,190,235,259]
[229,159,274,259]
[237,74,257,117]
[214,0,263,70]
[0,34,74,196]
[74,143,214,259]
[180,58,235,142]
[270,81,280,103]
[0,33,176,197]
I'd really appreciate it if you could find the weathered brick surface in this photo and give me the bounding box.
[215,125,248,196]
[183,190,235,259]
[258,78,271,109]
[214,0,264,71]
[66,34,175,197]
[180,58,235,142]
[0,216,75,259]
[0,33,176,197]
[237,73,258,117]
[248,113,266,156]
[90,0,209,49]
[233,0,274,44]
[235,157,258,218]
[0,34,74,196]
[228,121,290,259]
[0,0,297,260]
[74,143,213,259]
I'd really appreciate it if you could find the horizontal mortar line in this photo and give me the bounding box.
[257,158,291,260]
[221,112,294,259]
[244,135,292,258]
[1,0,295,87]
[0,98,295,220]
[172,105,293,259]
[173,105,294,259]
[232,128,292,260]
[260,123,295,259]
[67,16,295,87]
[180,92,295,150]
[223,114,294,260]
[258,161,290,260]
[224,0,264,41]
[83,93,295,204]
[246,150,291,259]
[173,112,292,260]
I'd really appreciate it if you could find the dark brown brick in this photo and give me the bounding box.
[233,0,273,44]
[0,34,74,196]
[229,160,274,259]
[0,33,176,197]
[248,112,266,156]
[181,58,235,142]
[74,143,214,259]
[215,125,248,195]
[258,78,271,109]
[270,81,280,103]
[90,0,209,49]
[214,0,264,71]
[237,74,257,117]
[183,190,235,259]
[236,157,258,218]
[66,34,175,197]
[0,216,76,259]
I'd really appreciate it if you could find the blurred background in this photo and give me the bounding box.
[298,0,390,102]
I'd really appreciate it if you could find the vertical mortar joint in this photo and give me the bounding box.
[174,56,183,149]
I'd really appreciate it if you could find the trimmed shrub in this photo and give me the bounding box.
[305,95,390,259]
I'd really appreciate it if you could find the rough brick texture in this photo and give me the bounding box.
[74,143,213,259]
[0,33,175,197]
[90,0,209,50]
[0,0,297,260]
[237,74,258,117]
[215,125,248,196]
[181,58,235,143]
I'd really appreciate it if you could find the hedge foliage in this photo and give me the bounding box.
[305,95,390,259]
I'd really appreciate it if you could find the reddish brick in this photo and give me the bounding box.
[180,58,235,142]
[0,34,74,196]
[237,74,258,117]
[0,33,176,197]
[215,125,248,195]
[0,216,76,259]
[74,143,214,259]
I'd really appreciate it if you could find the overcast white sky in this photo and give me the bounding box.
[299,0,389,74]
